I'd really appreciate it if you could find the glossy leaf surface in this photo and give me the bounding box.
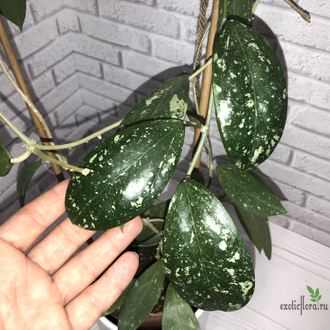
[119,75,189,131]
[118,260,165,330]
[163,180,255,311]
[17,161,42,207]
[66,120,184,231]
[0,138,12,177]
[213,21,287,170]
[234,205,272,260]
[162,283,200,330]
[218,0,252,29]
[103,280,135,317]
[0,0,26,30]
[216,164,287,216]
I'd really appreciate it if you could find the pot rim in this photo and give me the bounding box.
[97,309,204,329]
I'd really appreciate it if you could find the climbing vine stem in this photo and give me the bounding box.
[33,148,89,175]
[186,87,214,177]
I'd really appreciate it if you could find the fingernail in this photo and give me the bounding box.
[133,251,139,260]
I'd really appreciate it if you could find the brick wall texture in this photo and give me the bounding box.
[1,0,330,247]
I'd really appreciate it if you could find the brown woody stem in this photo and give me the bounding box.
[191,0,220,171]
[0,16,64,182]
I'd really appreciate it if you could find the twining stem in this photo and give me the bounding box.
[33,148,89,175]
[0,110,32,145]
[184,121,205,131]
[149,219,164,223]
[11,150,32,164]
[0,108,122,152]
[252,0,311,23]
[252,0,261,13]
[194,22,211,72]
[142,217,159,234]
[189,58,212,83]
[192,23,211,121]
[0,56,52,139]
[220,0,228,27]
[187,88,213,177]
[36,119,123,150]
[0,17,64,181]
[283,0,311,23]
[192,0,219,171]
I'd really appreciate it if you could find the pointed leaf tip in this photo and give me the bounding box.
[119,74,189,131]
[217,165,287,217]
[118,260,165,330]
[17,161,42,207]
[162,283,200,330]
[0,0,26,31]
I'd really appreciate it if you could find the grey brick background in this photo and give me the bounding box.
[1,0,330,247]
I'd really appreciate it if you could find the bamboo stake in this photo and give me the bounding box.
[0,16,64,182]
[192,0,220,171]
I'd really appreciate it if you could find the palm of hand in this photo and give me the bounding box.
[0,241,69,329]
[0,180,142,330]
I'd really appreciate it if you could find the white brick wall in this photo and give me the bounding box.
[1,0,330,248]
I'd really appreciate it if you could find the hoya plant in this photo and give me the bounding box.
[0,0,311,329]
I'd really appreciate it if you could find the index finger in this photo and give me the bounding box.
[0,179,71,252]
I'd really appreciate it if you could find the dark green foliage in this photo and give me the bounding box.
[162,283,200,330]
[119,75,189,131]
[0,0,26,31]
[17,161,42,207]
[163,179,255,311]
[213,20,287,170]
[0,138,12,177]
[118,260,165,330]
[218,0,252,29]
[216,165,287,216]
[234,205,272,260]
[65,119,185,231]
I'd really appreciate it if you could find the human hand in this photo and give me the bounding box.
[0,179,142,330]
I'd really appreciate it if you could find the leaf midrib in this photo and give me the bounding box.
[185,183,217,307]
[128,263,163,327]
[232,23,259,166]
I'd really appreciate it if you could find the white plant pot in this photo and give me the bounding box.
[90,309,204,330]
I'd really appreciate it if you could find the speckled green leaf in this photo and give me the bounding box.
[234,205,272,260]
[17,161,42,207]
[218,0,252,30]
[216,164,286,216]
[66,120,184,231]
[213,20,287,170]
[0,0,26,30]
[162,283,200,330]
[119,75,189,131]
[103,280,135,317]
[0,138,12,177]
[163,179,255,311]
[118,260,165,330]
